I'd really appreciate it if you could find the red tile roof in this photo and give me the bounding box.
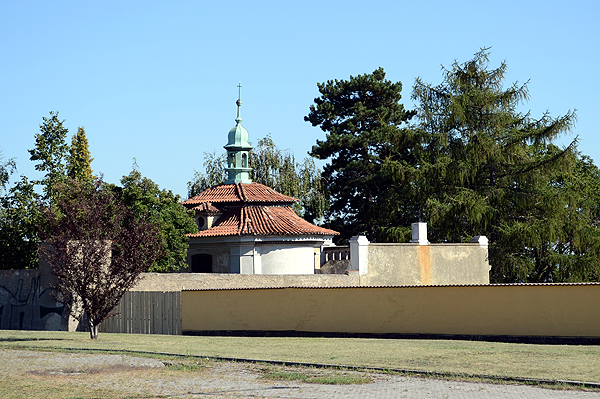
[183,182,338,238]
[187,205,338,237]
[191,202,222,214]
[182,183,297,206]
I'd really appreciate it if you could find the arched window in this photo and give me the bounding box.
[191,254,212,273]
[242,153,248,168]
[230,153,236,168]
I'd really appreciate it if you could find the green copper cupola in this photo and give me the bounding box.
[224,95,253,184]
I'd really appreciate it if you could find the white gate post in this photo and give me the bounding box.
[349,235,369,275]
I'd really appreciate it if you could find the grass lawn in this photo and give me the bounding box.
[0,330,599,384]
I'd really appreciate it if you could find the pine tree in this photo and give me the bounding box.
[412,48,587,282]
[306,68,418,241]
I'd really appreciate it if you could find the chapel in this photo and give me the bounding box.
[181,97,338,274]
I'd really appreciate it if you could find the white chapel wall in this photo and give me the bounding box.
[257,245,315,275]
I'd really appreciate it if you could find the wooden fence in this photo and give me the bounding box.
[100,291,181,335]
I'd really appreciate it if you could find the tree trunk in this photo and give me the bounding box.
[89,323,99,339]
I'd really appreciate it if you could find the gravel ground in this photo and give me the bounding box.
[2,349,600,398]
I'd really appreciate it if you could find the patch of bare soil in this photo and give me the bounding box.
[0,349,376,398]
[3,348,597,399]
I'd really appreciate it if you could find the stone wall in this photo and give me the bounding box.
[0,236,489,333]
[133,240,489,291]
[0,269,64,331]
[131,272,360,291]
[361,243,490,286]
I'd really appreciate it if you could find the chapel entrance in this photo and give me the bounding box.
[191,254,212,273]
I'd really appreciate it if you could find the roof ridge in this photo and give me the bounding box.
[237,183,248,202]
[238,206,244,235]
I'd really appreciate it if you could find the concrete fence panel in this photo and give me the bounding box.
[364,244,490,286]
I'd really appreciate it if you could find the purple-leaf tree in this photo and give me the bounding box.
[39,180,164,339]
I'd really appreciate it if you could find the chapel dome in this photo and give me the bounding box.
[224,99,252,150]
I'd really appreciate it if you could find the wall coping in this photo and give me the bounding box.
[368,242,485,247]
[182,282,600,291]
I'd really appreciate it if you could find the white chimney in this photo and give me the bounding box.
[470,235,488,248]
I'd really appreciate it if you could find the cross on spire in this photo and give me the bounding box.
[225,82,252,184]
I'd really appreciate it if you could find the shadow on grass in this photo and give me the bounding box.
[0,337,69,342]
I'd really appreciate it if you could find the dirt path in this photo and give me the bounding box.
[2,349,599,398]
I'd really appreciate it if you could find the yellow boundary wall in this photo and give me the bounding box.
[182,284,600,338]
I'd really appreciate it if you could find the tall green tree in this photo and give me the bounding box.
[307,52,599,282]
[550,155,600,282]
[107,170,197,272]
[28,112,93,203]
[187,151,227,197]
[493,151,600,282]
[412,48,589,282]
[0,151,39,269]
[0,176,40,269]
[0,151,16,193]
[39,180,164,339]
[66,127,94,185]
[28,111,69,204]
[3,113,94,269]
[250,134,328,223]
[305,68,418,240]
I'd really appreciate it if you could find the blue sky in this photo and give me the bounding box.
[2,1,598,198]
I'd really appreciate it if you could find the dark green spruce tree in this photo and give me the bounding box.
[306,67,419,241]
[412,48,596,282]
[494,151,600,282]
